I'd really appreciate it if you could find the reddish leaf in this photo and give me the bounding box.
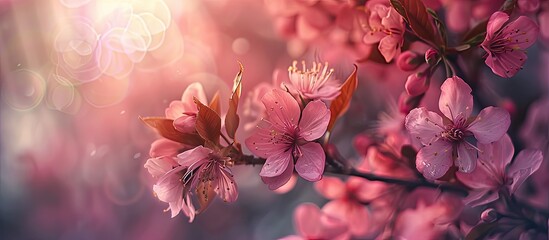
[327,65,358,131]
[225,63,243,139]
[140,117,204,146]
[390,0,444,47]
[194,97,221,144]
[209,91,221,115]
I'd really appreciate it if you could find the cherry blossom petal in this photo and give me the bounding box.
[245,120,290,158]
[295,142,325,181]
[176,146,212,167]
[456,159,500,190]
[153,165,186,204]
[262,89,300,130]
[463,189,500,207]
[455,142,477,173]
[438,76,473,121]
[262,158,294,190]
[149,138,184,157]
[165,100,185,119]
[260,151,292,178]
[504,16,539,50]
[485,11,509,40]
[478,134,514,177]
[314,176,346,200]
[181,82,207,110]
[216,168,238,202]
[507,149,543,194]
[378,35,400,62]
[298,100,330,141]
[468,107,510,144]
[322,200,368,236]
[484,49,527,78]
[173,115,197,133]
[144,157,177,178]
[416,140,453,180]
[295,203,323,237]
[405,107,445,146]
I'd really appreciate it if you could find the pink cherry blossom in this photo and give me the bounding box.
[363,4,405,62]
[405,76,510,180]
[245,89,330,189]
[164,82,208,133]
[145,146,238,222]
[314,177,372,237]
[456,134,543,207]
[280,203,349,240]
[286,60,341,101]
[481,11,539,78]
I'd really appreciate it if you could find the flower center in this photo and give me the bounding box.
[442,127,465,142]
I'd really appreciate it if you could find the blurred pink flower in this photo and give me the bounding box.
[481,11,539,78]
[280,203,349,240]
[245,89,330,189]
[363,4,405,62]
[405,76,510,180]
[314,177,372,237]
[165,82,207,133]
[456,134,543,207]
[394,191,463,240]
[145,146,237,222]
[286,61,340,101]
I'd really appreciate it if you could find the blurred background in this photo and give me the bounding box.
[1,0,548,239]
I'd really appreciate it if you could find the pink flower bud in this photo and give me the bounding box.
[398,92,423,114]
[425,48,439,66]
[405,72,430,97]
[397,51,422,71]
[481,208,498,223]
[500,98,517,116]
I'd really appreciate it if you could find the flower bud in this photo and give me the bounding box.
[500,98,517,116]
[398,92,423,114]
[353,134,373,156]
[405,72,430,97]
[480,208,498,223]
[425,48,439,66]
[397,51,422,71]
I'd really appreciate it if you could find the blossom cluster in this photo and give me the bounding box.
[140,0,549,239]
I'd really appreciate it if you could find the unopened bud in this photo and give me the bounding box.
[500,98,516,116]
[398,92,423,114]
[481,208,498,223]
[405,72,430,97]
[425,48,439,66]
[397,51,422,71]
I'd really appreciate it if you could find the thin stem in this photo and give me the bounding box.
[235,154,469,196]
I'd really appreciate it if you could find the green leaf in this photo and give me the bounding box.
[140,117,204,146]
[390,0,445,47]
[327,65,358,132]
[225,62,243,139]
[194,97,221,144]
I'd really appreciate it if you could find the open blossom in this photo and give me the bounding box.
[405,76,510,180]
[165,82,208,133]
[456,134,543,207]
[481,11,539,78]
[286,61,340,101]
[363,4,405,62]
[280,203,349,240]
[314,177,372,237]
[144,146,237,222]
[245,89,330,189]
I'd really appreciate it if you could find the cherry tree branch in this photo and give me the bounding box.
[235,154,469,197]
